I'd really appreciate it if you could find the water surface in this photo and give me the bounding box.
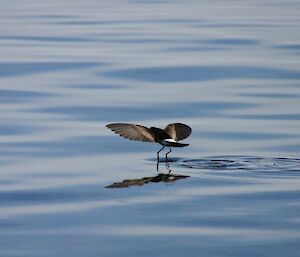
[0,0,300,256]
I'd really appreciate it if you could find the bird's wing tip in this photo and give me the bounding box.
[106,123,116,128]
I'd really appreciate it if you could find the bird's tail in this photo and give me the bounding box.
[168,142,189,147]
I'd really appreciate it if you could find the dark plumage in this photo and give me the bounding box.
[106,123,192,162]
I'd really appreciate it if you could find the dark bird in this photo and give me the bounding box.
[106,123,192,162]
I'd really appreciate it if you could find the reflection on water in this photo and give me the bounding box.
[107,156,300,188]
[1,0,300,256]
[106,173,190,188]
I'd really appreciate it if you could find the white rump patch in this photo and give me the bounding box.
[161,139,177,146]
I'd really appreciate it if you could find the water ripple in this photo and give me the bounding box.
[34,101,256,121]
[0,62,105,78]
[105,65,300,82]
[180,156,300,173]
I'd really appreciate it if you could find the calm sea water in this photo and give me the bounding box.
[1,0,300,256]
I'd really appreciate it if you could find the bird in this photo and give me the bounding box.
[106,123,192,163]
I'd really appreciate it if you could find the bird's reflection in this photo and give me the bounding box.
[157,159,171,173]
[106,162,189,188]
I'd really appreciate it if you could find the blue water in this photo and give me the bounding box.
[1,0,300,256]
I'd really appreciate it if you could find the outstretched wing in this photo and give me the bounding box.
[164,123,192,141]
[106,123,155,142]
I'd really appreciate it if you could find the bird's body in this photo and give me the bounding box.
[106,123,191,163]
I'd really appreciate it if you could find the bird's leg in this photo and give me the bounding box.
[165,147,172,162]
[157,146,165,163]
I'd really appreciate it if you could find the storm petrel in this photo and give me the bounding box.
[106,123,192,162]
